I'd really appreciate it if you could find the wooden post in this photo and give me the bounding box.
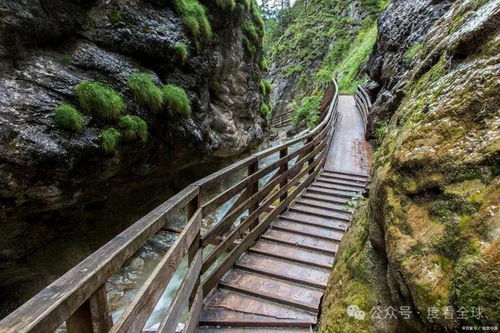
[307,137,315,175]
[248,160,259,229]
[67,285,112,333]
[279,147,288,203]
[187,194,200,307]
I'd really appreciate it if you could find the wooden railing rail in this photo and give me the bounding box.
[354,85,371,133]
[0,80,339,333]
[269,111,293,128]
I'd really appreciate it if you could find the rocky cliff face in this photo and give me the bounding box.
[0,0,265,316]
[320,0,499,331]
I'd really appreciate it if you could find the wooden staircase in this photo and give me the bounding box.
[197,170,368,332]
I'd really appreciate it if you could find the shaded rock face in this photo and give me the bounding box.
[367,0,499,330]
[0,0,264,316]
[364,0,453,137]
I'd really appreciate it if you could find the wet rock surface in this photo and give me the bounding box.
[0,0,265,317]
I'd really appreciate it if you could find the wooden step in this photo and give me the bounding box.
[314,180,365,191]
[197,328,312,332]
[235,253,330,289]
[289,205,351,222]
[272,220,344,242]
[300,193,350,205]
[316,176,366,188]
[319,172,368,183]
[307,186,359,199]
[322,170,368,180]
[280,212,349,231]
[261,229,338,255]
[296,198,351,214]
[249,240,334,269]
[220,270,323,312]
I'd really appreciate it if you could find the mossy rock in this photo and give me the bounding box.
[127,73,163,111]
[162,84,191,116]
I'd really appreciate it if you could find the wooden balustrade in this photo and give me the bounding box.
[354,85,371,133]
[0,80,339,333]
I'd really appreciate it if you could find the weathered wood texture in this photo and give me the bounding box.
[0,81,341,333]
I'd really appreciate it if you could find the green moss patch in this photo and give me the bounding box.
[101,128,121,153]
[127,73,163,111]
[118,115,148,143]
[293,94,321,128]
[76,81,126,121]
[162,84,191,116]
[54,104,85,132]
[215,0,236,10]
[405,42,423,63]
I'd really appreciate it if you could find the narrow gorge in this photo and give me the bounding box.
[0,0,498,331]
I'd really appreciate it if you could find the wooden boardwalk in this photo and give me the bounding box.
[0,82,374,333]
[197,96,371,332]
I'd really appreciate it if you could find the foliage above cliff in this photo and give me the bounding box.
[266,0,387,97]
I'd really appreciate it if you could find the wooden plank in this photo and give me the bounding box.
[300,193,349,206]
[203,289,317,324]
[235,253,330,289]
[261,229,338,255]
[184,286,203,333]
[157,250,202,333]
[249,240,334,269]
[318,172,368,183]
[321,170,368,179]
[295,199,351,214]
[307,186,359,199]
[0,185,199,333]
[110,208,202,333]
[199,309,313,328]
[279,214,349,232]
[196,328,311,333]
[272,220,345,241]
[316,176,366,187]
[220,270,323,312]
[289,206,351,222]
[313,180,364,192]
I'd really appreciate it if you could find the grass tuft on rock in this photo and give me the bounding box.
[293,94,321,129]
[172,0,212,43]
[259,56,269,71]
[216,0,236,10]
[260,103,271,117]
[174,43,189,64]
[118,115,148,143]
[76,81,126,121]
[259,79,272,96]
[101,128,121,153]
[54,104,85,132]
[405,42,423,62]
[162,84,191,116]
[127,73,163,111]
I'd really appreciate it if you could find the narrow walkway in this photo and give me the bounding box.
[325,95,371,174]
[197,96,372,331]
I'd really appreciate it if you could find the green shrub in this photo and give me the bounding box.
[404,42,423,62]
[76,81,126,121]
[53,104,85,132]
[259,79,272,96]
[216,0,236,9]
[127,73,163,111]
[118,115,148,143]
[172,0,212,42]
[162,84,191,116]
[174,43,189,64]
[293,94,322,129]
[260,103,271,117]
[101,128,121,153]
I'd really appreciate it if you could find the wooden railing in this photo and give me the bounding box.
[354,85,371,133]
[0,80,340,333]
[269,111,293,128]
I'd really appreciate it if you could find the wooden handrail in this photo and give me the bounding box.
[0,80,340,333]
[354,86,371,133]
